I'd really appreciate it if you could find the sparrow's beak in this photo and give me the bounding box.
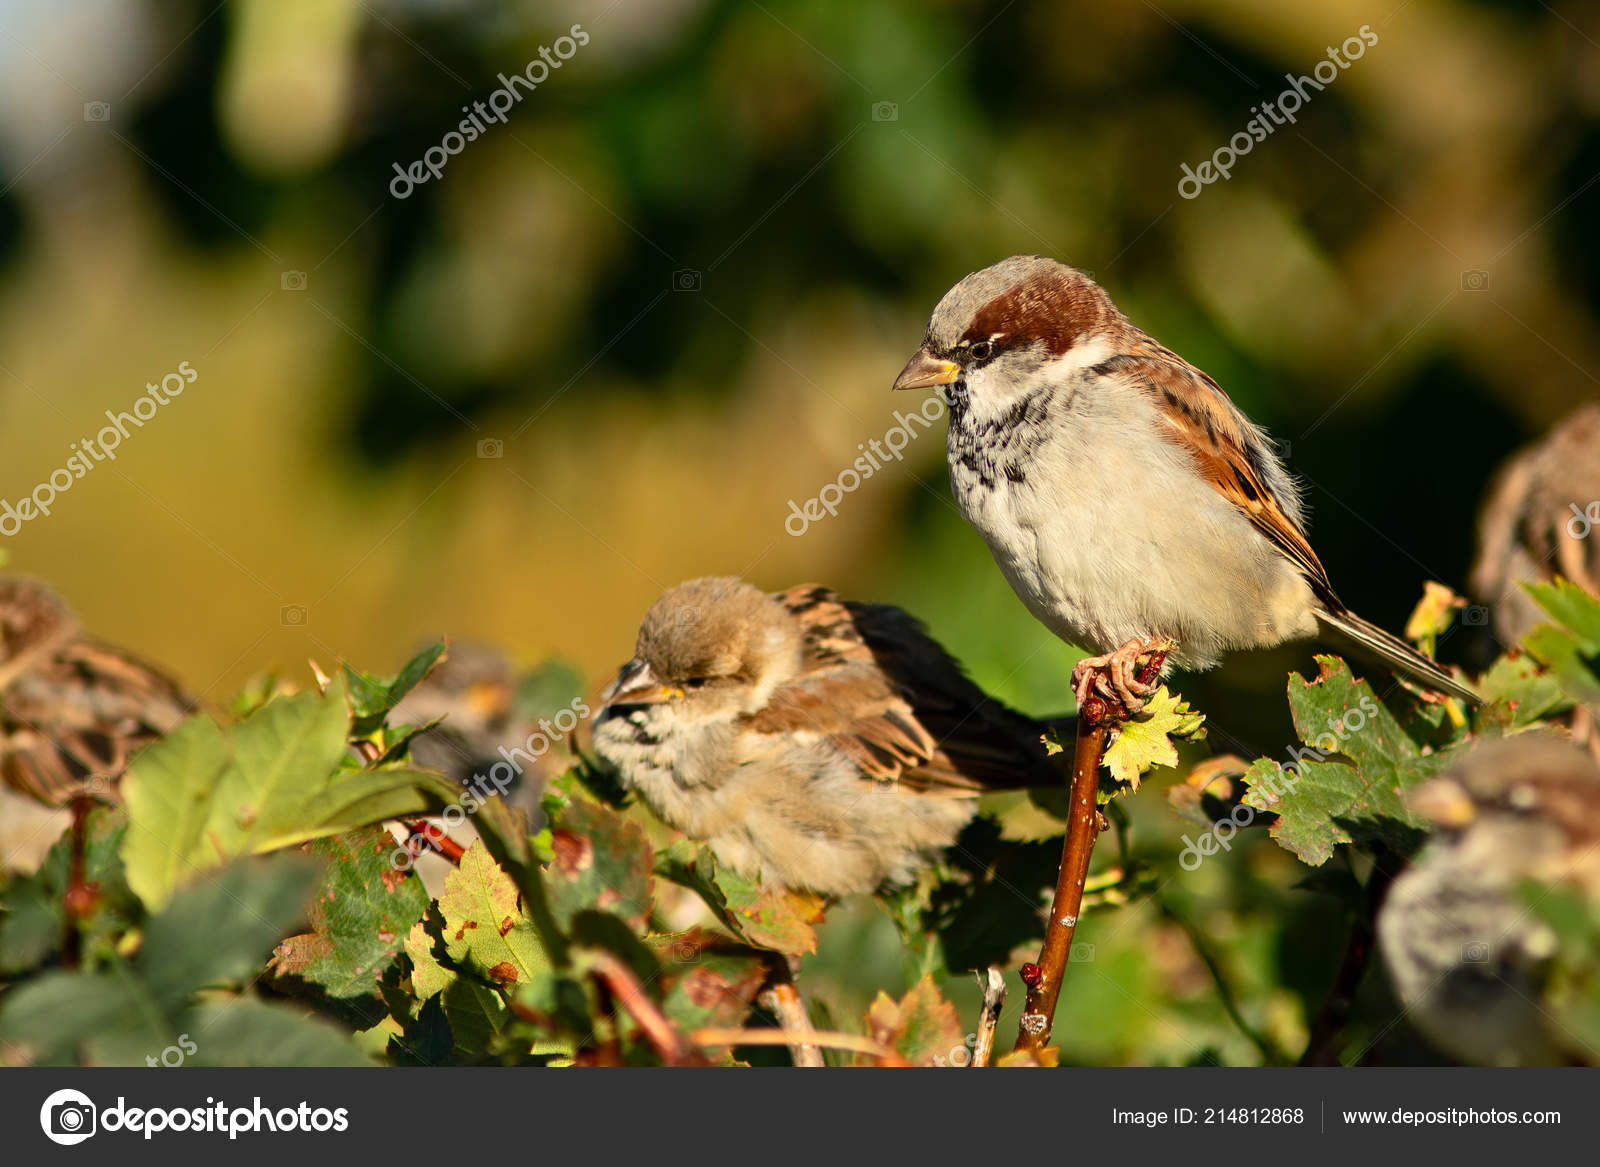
[600,659,681,706]
[1409,777,1476,829]
[892,348,959,392]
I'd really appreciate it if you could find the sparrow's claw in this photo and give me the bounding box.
[1071,636,1172,717]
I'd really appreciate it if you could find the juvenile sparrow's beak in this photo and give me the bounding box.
[601,659,679,706]
[1408,777,1477,828]
[892,348,959,392]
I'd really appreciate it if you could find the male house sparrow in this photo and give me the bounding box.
[591,577,1068,898]
[0,576,194,807]
[1470,402,1600,649]
[1378,734,1600,1065]
[893,255,1477,710]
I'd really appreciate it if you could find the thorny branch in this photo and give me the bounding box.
[1013,645,1169,1055]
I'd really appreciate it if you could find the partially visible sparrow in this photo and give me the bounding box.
[592,577,1068,897]
[1470,403,1600,649]
[894,256,1477,710]
[390,642,554,816]
[0,576,195,807]
[1378,734,1600,1065]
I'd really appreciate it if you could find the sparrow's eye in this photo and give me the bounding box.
[684,677,708,688]
[968,340,994,362]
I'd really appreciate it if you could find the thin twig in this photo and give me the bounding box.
[972,967,1006,1067]
[1014,647,1167,1054]
[586,950,701,1066]
[1299,853,1397,1066]
[759,954,823,1066]
[1156,895,1283,1064]
[403,819,466,864]
[691,1028,902,1063]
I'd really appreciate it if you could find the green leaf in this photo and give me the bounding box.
[654,842,825,955]
[862,974,965,1066]
[142,855,323,1009]
[1240,657,1447,865]
[269,826,430,1006]
[1103,686,1206,788]
[1476,653,1571,731]
[437,840,551,989]
[1523,580,1600,706]
[344,641,448,735]
[122,681,456,908]
[651,930,769,1033]
[0,971,168,1066]
[546,797,654,933]
[186,998,371,1066]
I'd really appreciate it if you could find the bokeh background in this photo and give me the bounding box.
[1,0,1597,1063]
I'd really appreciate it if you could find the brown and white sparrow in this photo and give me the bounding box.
[591,577,1068,897]
[893,255,1478,710]
[0,576,194,807]
[1470,402,1600,649]
[1378,734,1600,1065]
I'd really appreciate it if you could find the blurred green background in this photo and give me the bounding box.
[1,0,1596,1063]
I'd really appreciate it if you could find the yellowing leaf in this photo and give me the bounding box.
[438,841,550,988]
[1103,687,1205,788]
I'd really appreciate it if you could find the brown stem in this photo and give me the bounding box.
[971,967,1006,1067]
[403,819,466,865]
[1013,647,1167,1054]
[1299,855,1397,1066]
[60,794,97,969]
[586,950,704,1066]
[759,954,822,1067]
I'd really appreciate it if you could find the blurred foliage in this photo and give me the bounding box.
[2,0,1600,1066]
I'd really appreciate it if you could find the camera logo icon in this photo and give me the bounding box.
[281,270,308,291]
[476,438,504,459]
[871,101,899,122]
[83,102,111,122]
[671,269,702,292]
[1462,605,1489,627]
[1070,944,1096,962]
[1461,270,1489,291]
[1462,941,1491,963]
[40,1088,97,1146]
[280,604,308,627]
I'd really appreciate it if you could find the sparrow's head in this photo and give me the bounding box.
[893,256,1122,415]
[0,576,77,674]
[601,577,803,718]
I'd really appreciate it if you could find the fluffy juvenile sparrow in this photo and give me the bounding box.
[1378,734,1600,1065]
[0,576,194,807]
[591,577,1069,897]
[893,255,1478,710]
[1470,403,1600,649]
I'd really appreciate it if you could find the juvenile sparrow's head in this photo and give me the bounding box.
[601,577,804,720]
[893,256,1121,416]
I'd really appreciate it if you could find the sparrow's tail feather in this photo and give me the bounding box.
[1313,608,1480,705]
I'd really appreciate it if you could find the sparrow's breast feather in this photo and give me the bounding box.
[946,375,1313,664]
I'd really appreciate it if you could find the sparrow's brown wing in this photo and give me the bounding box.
[1111,337,1340,610]
[0,638,196,807]
[744,585,1063,793]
